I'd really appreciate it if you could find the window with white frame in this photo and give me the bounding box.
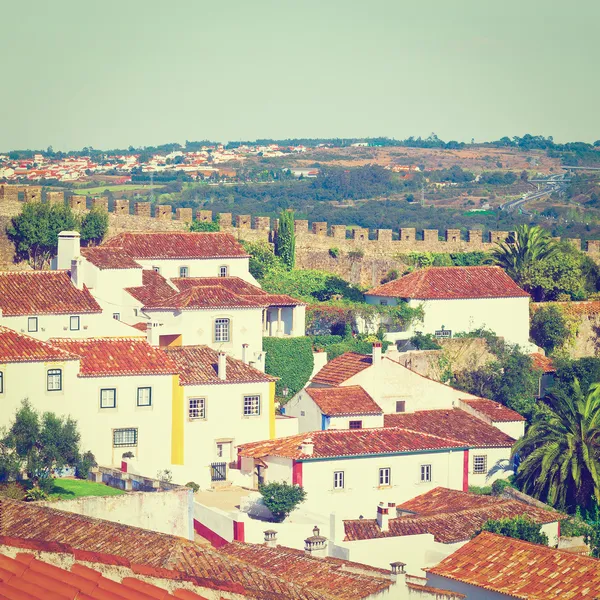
[473,455,487,474]
[214,318,230,342]
[28,317,38,332]
[219,265,228,277]
[69,315,80,331]
[243,395,260,416]
[100,388,116,408]
[0,371,4,394]
[113,428,138,447]
[113,313,120,320]
[379,467,391,486]
[333,471,345,489]
[179,266,189,278]
[137,387,152,407]
[189,397,206,420]
[47,369,62,391]
[420,464,432,483]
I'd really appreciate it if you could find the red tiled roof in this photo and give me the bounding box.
[0,498,391,600]
[460,398,526,422]
[365,266,529,299]
[383,409,515,448]
[81,246,142,270]
[239,427,467,460]
[305,386,382,416]
[0,271,101,316]
[426,531,600,599]
[50,338,178,377]
[343,488,563,544]
[0,327,79,363]
[130,321,148,331]
[164,345,276,385]
[531,352,556,373]
[103,232,249,259]
[125,269,177,305]
[531,300,600,318]
[311,352,373,385]
[144,286,265,310]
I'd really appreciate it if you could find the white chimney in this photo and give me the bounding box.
[70,257,84,290]
[146,322,158,346]
[389,561,406,582]
[376,502,390,532]
[300,438,314,456]
[372,342,382,367]
[264,530,277,548]
[218,351,227,381]
[57,231,81,270]
[304,526,327,558]
[242,343,249,364]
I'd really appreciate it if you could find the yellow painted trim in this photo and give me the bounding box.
[171,374,184,465]
[269,381,276,440]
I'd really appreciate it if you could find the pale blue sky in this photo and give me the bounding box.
[2,0,598,150]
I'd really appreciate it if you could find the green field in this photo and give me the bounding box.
[71,184,157,195]
[49,478,126,499]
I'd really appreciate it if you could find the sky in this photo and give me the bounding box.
[2,0,599,150]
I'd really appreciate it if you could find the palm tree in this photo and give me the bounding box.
[491,224,557,290]
[513,380,600,511]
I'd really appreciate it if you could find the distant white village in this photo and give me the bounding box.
[0,229,594,599]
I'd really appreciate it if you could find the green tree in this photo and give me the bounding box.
[491,225,557,293]
[7,202,78,269]
[527,246,586,301]
[189,214,220,232]
[275,209,296,269]
[241,240,284,280]
[478,515,549,545]
[513,380,600,511]
[530,305,572,354]
[80,208,109,247]
[259,481,307,522]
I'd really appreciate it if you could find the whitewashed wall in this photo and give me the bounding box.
[134,257,256,283]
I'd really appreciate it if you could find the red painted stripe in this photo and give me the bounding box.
[193,519,228,548]
[463,449,469,492]
[121,460,128,473]
[292,460,303,487]
[233,521,245,543]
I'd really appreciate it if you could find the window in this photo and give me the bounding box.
[333,471,345,489]
[243,395,261,416]
[379,468,391,486]
[380,299,388,306]
[113,313,120,320]
[152,266,160,273]
[396,401,406,413]
[47,369,62,391]
[189,397,206,420]
[219,265,228,277]
[28,317,38,332]
[100,388,117,409]
[473,455,487,474]
[0,372,4,394]
[420,464,432,483]
[349,420,363,429]
[214,318,230,342]
[69,315,80,331]
[179,266,189,278]
[113,428,138,447]
[137,387,152,407]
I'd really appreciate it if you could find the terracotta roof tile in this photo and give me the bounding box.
[383,409,515,448]
[531,300,600,318]
[305,386,382,416]
[50,338,178,377]
[0,271,101,316]
[144,286,264,310]
[460,398,526,422]
[125,270,177,306]
[531,352,556,373]
[426,531,600,599]
[366,266,529,299]
[343,487,563,544]
[311,352,373,386]
[0,327,79,363]
[164,345,276,385]
[81,246,142,270]
[103,232,249,259]
[239,427,467,460]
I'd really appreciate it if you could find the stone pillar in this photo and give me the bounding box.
[218,213,233,228]
[114,199,130,214]
[446,229,461,243]
[312,222,327,236]
[352,228,368,241]
[69,196,87,212]
[291,307,296,336]
[91,197,108,211]
[23,186,42,203]
[176,208,193,222]
[331,225,347,240]
[489,230,509,244]
[155,205,172,220]
[236,215,251,229]
[46,191,64,205]
[376,229,392,242]
[294,220,309,234]
[196,210,213,222]
[254,216,271,231]
[277,307,283,336]
[587,240,600,254]
[423,229,439,244]
[567,238,582,251]
[399,228,416,242]
[468,230,483,244]
[134,202,151,217]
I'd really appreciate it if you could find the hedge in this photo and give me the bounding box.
[263,337,314,400]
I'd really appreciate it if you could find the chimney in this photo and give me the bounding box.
[57,231,81,270]
[300,437,314,456]
[146,322,159,346]
[376,502,389,532]
[242,343,249,364]
[70,257,84,290]
[264,530,277,548]
[372,342,382,367]
[389,561,406,582]
[304,525,327,558]
[218,351,227,381]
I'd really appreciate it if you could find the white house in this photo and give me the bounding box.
[237,427,468,518]
[283,385,384,433]
[458,397,525,440]
[364,266,531,347]
[337,487,563,577]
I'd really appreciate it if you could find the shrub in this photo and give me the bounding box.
[530,305,572,354]
[468,485,492,495]
[380,269,399,284]
[0,482,26,500]
[263,337,314,399]
[477,515,549,545]
[347,249,365,261]
[189,214,220,232]
[156,469,173,483]
[76,450,97,480]
[25,485,50,502]
[329,247,340,259]
[242,240,284,280]
[185,481,200,493]
[491,478,513,496]
[259,481,307,522]
[410,332,442,350]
